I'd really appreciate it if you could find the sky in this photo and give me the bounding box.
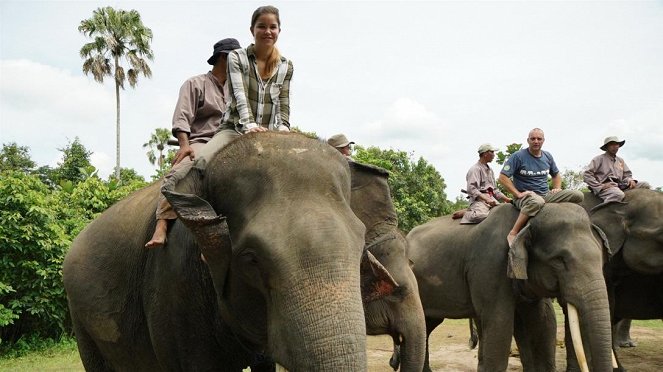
[1,0,663,200]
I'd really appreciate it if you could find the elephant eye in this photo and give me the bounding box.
[239,250,259,265]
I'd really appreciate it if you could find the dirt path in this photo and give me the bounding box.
[367,321,663,371]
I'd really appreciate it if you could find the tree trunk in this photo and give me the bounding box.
[114,56,121,181]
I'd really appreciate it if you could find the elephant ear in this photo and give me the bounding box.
[590,223,612,259]
[360,250,399,303]
[507,224,531,280]
[589,201,627,257]
[162,190,232,297]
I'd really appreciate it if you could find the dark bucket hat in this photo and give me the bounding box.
[207,38,241,65]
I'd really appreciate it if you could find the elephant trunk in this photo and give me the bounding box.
[270,269,367,371]
[567,281,614,371]
[394,283,427,371]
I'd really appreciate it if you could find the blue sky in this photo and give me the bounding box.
[2,0,663,198]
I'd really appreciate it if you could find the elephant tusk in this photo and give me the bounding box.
[276,363,288,372]
[612,350,618,368]
[567,303,589,372]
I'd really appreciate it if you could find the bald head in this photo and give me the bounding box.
[527,128,545,155]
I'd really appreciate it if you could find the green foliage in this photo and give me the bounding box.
[354,146,449,232]
[291,126,320,140]
[0,171,70,347]
[495,143,522,166]
[52,138,93,185]
[561,168,588,191]
[110,167,146,186]
[0,143,36,173]
[448,195,470,212]
[0,161,147,352]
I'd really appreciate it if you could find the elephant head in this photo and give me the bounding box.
[165,132,369,370]
[348,161,427,372]
[504,203,614,371]
[584,188,663,275]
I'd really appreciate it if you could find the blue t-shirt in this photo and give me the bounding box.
[500,149,559,196]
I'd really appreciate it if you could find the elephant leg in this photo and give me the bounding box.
[477,315,513,372]
[613,319,636,348]
[513,299,556,372]
[72,320,114,372]
[423,316,443,372]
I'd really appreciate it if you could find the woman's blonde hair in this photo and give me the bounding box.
[251,5,282,79]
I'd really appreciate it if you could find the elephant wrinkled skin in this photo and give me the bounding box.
[408,202,614,372]
[63,133,370,371]
[349,161,426,372]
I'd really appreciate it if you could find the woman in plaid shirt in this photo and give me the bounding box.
[197,5,294,160]
[147,6,293,249]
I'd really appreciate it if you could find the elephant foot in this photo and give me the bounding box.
[617,339,637,348]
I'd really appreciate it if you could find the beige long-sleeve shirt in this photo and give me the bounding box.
[171,72,228,144]
[466,161,505,202]
[583,153,633,193]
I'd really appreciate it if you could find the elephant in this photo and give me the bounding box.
[63,132,395,371]
[408,202,614,371]
[571,188,663,370]
[348,160,426,371]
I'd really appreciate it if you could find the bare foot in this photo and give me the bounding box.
[507,232,517,248]
[145,219,168,248]
[452,210,466,219]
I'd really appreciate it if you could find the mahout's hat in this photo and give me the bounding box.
[477,143,499,154]
[600,136,625,151]
[207,38,241,65]
[327,134,355,148]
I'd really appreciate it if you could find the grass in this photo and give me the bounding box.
[0,338,82,371]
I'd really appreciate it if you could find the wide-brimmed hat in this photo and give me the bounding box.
[207,38,241,65]
[477,143,499,154]
[327,134,354,148]
[600,136,625,151]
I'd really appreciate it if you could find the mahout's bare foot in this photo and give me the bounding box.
[145,219,168,248]
[452,210,466,219]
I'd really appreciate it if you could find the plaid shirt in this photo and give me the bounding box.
[221,44,293,132]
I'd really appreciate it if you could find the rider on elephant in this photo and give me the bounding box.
[455,143,512,224]
[583,135,647,203]
[498,128,584,247]
[327,133,355,159]
[148,6,294,248]
[146,37,241,248]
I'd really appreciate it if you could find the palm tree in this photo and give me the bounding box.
[143,128,172,172]
[79,6,154,180]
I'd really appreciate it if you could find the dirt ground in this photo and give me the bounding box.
[366,320,663,371]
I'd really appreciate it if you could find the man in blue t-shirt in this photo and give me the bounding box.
[498,128,583,247]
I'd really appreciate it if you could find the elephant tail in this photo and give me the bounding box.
[468,318,478,350]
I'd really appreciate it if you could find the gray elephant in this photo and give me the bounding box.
[348,161,426,371]
[408,202,614,371]
[569,188,663,370]
[63,133,392,371]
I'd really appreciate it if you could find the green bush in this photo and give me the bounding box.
[0,169,147,352]
[0,171,70,346]
[354,146,450,232]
